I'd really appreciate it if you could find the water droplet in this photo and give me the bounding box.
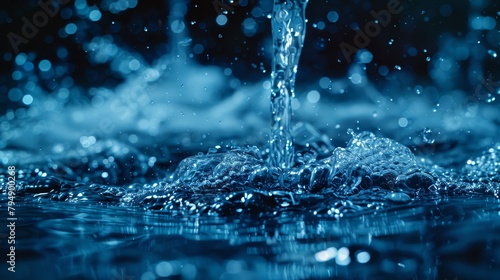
[385,192,411,203]
[356,251,371,264]
[398,118,408,128]
[414,85,423,94]
[216,14,228,26]
[421,128,435,144]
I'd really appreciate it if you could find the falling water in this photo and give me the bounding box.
[1,2,500,278]
[269,0,309,169]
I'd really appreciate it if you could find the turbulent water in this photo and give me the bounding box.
[2,128,499,216]
[1,0,500,279]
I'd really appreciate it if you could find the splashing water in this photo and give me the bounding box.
[1,2,500,279]
[0,0,498,218]
[269,0,309,169]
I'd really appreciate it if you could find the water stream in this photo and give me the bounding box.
[269,0,308,169]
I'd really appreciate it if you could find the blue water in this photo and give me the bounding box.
[1,115,499,279]
[2,196,500,279]
[1,1,500,279]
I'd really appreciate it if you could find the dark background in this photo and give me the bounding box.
[0,0,499,115]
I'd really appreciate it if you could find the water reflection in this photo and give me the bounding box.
[3,196,497,279]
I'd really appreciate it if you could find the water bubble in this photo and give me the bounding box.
[471,16,496,30]
[398,118,408,128]
[385,192,411,203]
[23,62,34,71]
[356,251,371,264]
[193,44,204,54]
[22,95,34,105]
[307,90,320,103]
[79,136,97,148]
[336,247,350,266]
[488,49,497,58]
[327,11,339,23]
[315,247,337,262]
[242,18,257,36]
[319,77,331,89]
[15,53,27,65]
[89,9,102,21]
[57,47,69,59]
[128,59,141,71]
[357,50,373,63]
[155,261,173,277]
[128,134,138,144]
[251,7,263,17]
[12,71,22,81]
[378,66,389,76]
[171,20,185,33]
[38,60,52,72]
[216,14,228,26]
[313,21,325,30]
[350,73,363,84]
[65,23,78,35]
